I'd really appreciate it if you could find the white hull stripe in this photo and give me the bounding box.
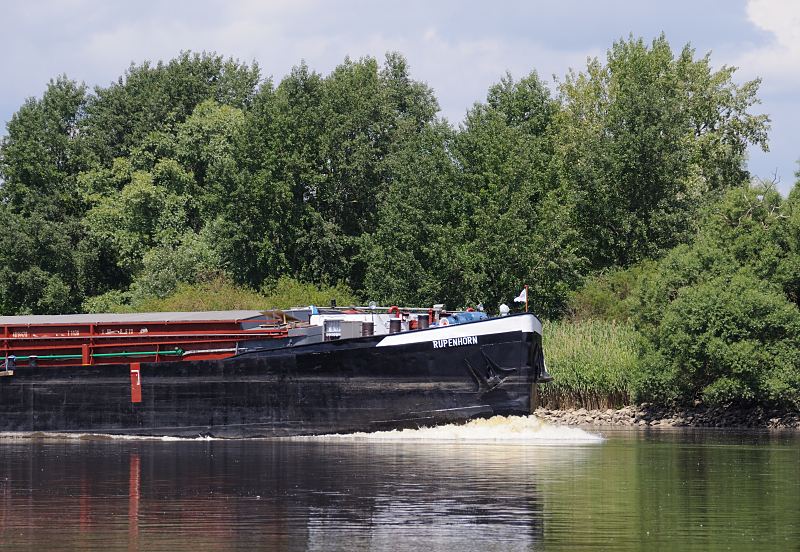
[375,314,541,347]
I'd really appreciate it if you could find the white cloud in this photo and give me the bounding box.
[730,0,800,189]
[395,29,598,123]
[1,0,598,125]
[737,0,800,90]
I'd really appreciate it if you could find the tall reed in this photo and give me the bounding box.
[539,319,640,409]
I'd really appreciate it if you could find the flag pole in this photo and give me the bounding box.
[525,284,529,313]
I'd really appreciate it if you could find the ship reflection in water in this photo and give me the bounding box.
[0,416,600,551]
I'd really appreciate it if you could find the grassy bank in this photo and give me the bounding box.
[540,319,641,409]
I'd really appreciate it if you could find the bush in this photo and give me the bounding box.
[136,277,268,312]
[260,276,360,309]
[629,183,800,409]
[567,263,652,322]
[82,289,135,313]
[83,275,360,313]
[634,271,800,408]
[128,231,221,301]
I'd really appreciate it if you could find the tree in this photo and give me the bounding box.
[0,76,88,219]
[556,35,769,270]
[360,122,464,306]
[175,99,246,224]
[264,54,440,288]
[0,43,776,322]
[0,208,78,314]
[637,272,800,408]
[81,167,189,275]
[449,73,582,315]
[83,52,259,165]
[633,182,800,407]
[363,72,582,316]
[0,77,89,313]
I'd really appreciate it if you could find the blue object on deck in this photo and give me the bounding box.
[443,311,489,325]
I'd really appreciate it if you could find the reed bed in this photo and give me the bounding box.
[540,319,641,409]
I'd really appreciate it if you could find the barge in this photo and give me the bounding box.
[0,306,550,437]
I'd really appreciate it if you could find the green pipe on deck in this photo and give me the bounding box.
[1,349,184,361]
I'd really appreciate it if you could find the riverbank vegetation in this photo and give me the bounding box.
[541,320,639,409]
[2,34,798,411]
[82,276,359,313]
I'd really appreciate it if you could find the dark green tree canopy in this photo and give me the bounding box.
[556,34,769,270]
[0,39,774,320]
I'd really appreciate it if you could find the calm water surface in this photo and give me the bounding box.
[0,419,798,551]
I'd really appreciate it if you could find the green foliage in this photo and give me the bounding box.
[175,99,245,220]
[360,121,464,306]
[135,278,269,312]
[568,264,652,322]
[558,179,800,410]
[265,54,440,288]
[541,320,641,409]
[448,72,583,316]
[635,272,800,408]
[556,34,769,269]
[128,231,222,300]
[0,207,80,314]
[0,76,88,218]
[82,169,189,273]
[633,183,800,408]
[82,276,358,314]
[83,51,259,163]
[363,71,583,317]
[82,289,136,314]
[260,276,360,310]
[2,42,796,414]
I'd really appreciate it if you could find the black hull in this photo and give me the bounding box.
[0,315,544,437]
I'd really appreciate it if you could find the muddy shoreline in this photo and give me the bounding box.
[534,404,800,429]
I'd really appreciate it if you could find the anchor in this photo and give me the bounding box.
[464,356,507,393]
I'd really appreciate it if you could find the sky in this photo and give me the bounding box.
[1,0,798,192]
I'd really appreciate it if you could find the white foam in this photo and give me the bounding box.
[0,416,604,444]
[0,431,217,442]
[294,415,604,443]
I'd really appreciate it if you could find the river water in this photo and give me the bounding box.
[0,416,798,551]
